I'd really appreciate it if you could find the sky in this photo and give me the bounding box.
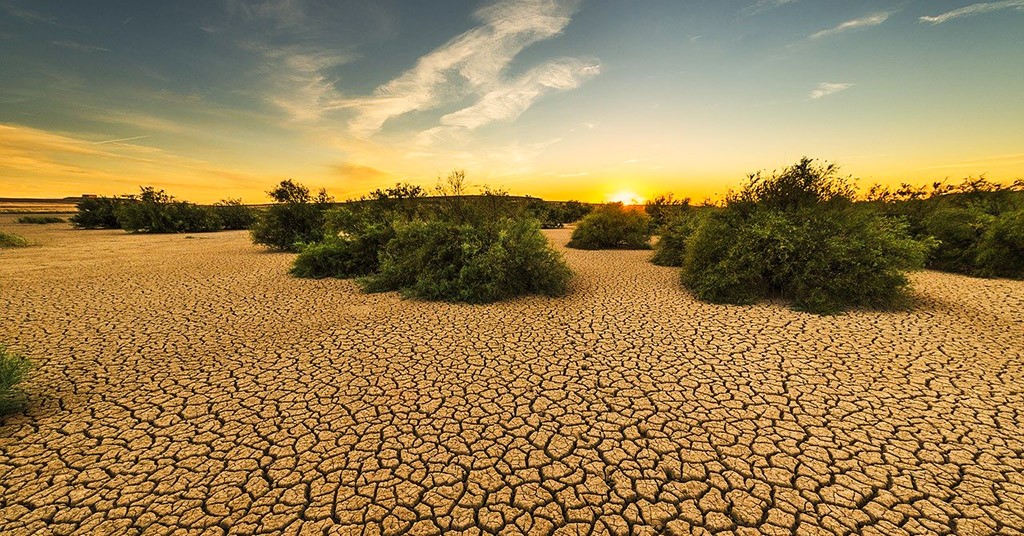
[1,0,1022,203]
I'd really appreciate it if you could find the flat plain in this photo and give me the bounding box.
[1,215,1023,535]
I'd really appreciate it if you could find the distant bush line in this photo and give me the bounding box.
[260,172,579,303]
[16,216,65,224]
[71,189,257,233]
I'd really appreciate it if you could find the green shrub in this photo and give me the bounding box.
[212,199,256,230]
[651,211,704,267]
[71,196,126,229]
[679,158,933,314]
[567,203,652,250]
[362,218,571,303]
[0,345,31,415]
[0,230,30,248]
[291,220,396,279]
[113,187,222,233]
[922,206,992,274]
[16,216,65,224]
[645,194,691,231]
[976,209,1024,278]
[251,180,333,251]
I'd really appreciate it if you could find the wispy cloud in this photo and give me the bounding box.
[744,0,800,15]
[52,40,109,53]
[439,58,599,130]
[810,12,892,40]
[919,1,1024,24]
[94,134,150,145]
[340,0,593,137]
[2,3,56,24]
[809,82,854,100]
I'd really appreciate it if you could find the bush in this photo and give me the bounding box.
[976,209,1024,278]
[291,218,396,279]
[650,211,704,267]
[567,203,652,250]
[0,230,30,248]
[362,217,571,303]
[114,187,222,233]
[922,206,991,274]
[250,180,333,251]
[71,196,126,229]
[645,194,691,231]
[0,345,31,415]
[679,158,933,314]
[212,199,256,230]
[17,216,65,224]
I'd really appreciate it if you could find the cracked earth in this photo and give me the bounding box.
[2,217,1023,535]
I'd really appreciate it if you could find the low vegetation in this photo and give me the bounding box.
[0,345,31,415]
[674,158,933,314]
[250,180,334,251]
[0,230,30,248]
[865,178,1024,278]
[282,172,573,303]
[16,216,65,224]
[71,188,257,233]
[567,202,652,250]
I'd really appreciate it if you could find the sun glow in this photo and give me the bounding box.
[606,190,644,205]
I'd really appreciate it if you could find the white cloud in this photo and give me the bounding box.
[809,82,854,100]
[919,1,1024,24]
[439,59,599,130]
[810,12,892,40]
[340,0,592,137]
[745,0,800,15]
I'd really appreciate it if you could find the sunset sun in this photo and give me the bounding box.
[607,191,644,205]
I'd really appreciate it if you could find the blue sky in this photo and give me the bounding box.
[1,0,1022,202]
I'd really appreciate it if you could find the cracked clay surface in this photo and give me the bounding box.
[2,218,1023,535]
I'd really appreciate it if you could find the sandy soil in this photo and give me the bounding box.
[2,215,1023,535]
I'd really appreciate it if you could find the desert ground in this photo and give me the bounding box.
[1,215,1023,536]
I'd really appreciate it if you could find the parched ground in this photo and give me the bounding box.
[1,216,1023,536]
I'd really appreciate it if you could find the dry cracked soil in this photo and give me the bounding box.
[1,215,1023,536]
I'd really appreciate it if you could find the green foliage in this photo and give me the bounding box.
[922,206,991,274]
[650,211,704,267]
[250,180,334,251]
[291,211,397,279]
[866,177,1024,277]
[114,187,222,233]
[567,203,652,250]
[362,218,571,303]
[16,216,65,224]
[645,193,691,231]
[0,345,31,415]
[212,199,256,230]
[71,196,126,229]
[679,158,933,314]
[0,230,30,248]
[976,209,1024,278]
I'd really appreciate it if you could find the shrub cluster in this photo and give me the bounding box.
[567,203,652,250]
[286,173,573,303]
[675,158,933,314]
[250,180,334,251]
[71,188,257,234]
[0,344,31,415]
[866,178,1024,278]
[645,194,691,231]
[0,230,30,248]
[650,210,704,267]
[16,216,65,224]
